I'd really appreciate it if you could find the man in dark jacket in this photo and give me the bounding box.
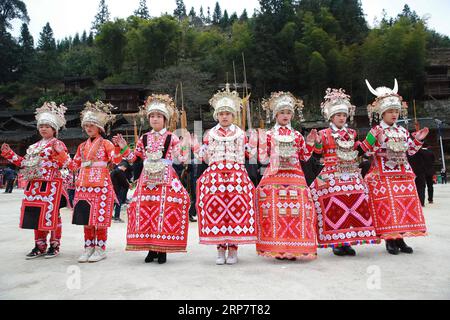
[441,168,447,184]
[359,155,372,178]
[408,151,426,207]
[187,155,208,222]
[421,145,436,204]
[3,166,17,193]
[110,162,130,222]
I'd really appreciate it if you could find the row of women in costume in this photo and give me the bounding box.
[1,79,429,264]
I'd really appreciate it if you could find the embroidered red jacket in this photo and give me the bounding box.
[2,138,69,181]
[56,137,123,187]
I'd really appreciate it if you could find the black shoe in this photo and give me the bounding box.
[157,252,167,264]
[343,246,356,256]
[26,246,46,260]
[44,246,60,259]
[145,250,158,263]
[385,240,400,255]
[189,215,197,222]
[429,200,433,204]
[332,247,347,256]
[396,239,413,254]
[275,257,285,260]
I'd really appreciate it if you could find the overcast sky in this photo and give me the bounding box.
[9,0,450,41]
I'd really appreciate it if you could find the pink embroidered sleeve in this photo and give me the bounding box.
[170,134,188,164]
[258,131,270,165]
[125,135,145,163]
[104,140,123,165]
[245,129,258,161]
[193,130,210,163]
[55,143,80,171]
[51,140,70,168]
[360,126,382,153]
[1,149,24,167]
[407,131,423,156]
[351,130,361,150]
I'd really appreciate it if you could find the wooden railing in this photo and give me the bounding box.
[426,88,450,95]
[426,74,450,81]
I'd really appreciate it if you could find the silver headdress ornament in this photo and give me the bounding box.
[81,100,117,133]
[209,83,242,121]
[140,94,178,124]
[321,88,356,123]
[365,79,408,125]
[35,101,67,133]
[262,91,304,123]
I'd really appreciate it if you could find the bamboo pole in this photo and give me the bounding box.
[180,82,187,130]
[242,52,252,130]
[413,99,420,131]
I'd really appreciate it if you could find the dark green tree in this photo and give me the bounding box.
[87,32,94,46]
[188,7,202,27]
[220,10,229,29]
[0,28,20,83]
[206,7,212,24]
[134,0,150,19]
[0,0,29,30]
[92,0,111,34]
[73,33,81,46]
[240,9,248,22]
[38,22,56,51]
[173,0,187,20]
[95,19,127,74]
[328,0,368,44]
[212,2,222,25]
[309,51,328,106]
[34,22,62,91]
[81,30,88,44]
[17,23,34,78]
[199,6,206,24]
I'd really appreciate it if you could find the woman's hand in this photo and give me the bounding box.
[414,127,429,141]
[306,129,319,145]
[1,143,11,154]
[113,134,128,149]
[53,142,64,154]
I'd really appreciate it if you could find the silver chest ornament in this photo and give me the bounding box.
[333,132,359,180]
[384,128,408,169]
[20,143,47,181]
[208,129,243,164]
[273,131,296,158]
[273,130,297,170]
[143,143,166,185]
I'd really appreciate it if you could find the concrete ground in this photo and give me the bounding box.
[0,184,449,300]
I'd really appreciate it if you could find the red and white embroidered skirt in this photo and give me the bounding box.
[365,173,427,239]
[20,178,65,232]
[256,168,317,259]
[196,162,257,245]
[72,182,115,228]
[310,173,379,248]
[126,167,190,253]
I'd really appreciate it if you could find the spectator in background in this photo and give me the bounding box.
[188,153,208,223]
[441,168,447,184]
[3,165,17,193]
[408,150,426,207]
[421,144,436,204]
[359,154,372,179]
[110,162,130,223]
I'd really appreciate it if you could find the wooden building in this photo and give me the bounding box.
[425,48,450,99]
